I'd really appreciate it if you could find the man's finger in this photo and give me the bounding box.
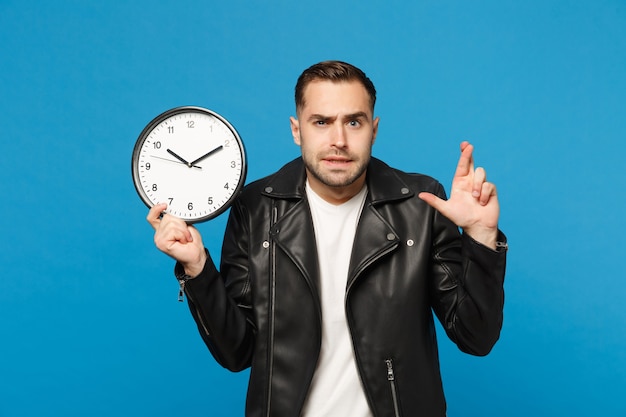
[454,142,475,178]
[168,225,194,245]
[147,203,168,229]
[479,182,497,206]
[473,167,486,197]
[418,192,446,213]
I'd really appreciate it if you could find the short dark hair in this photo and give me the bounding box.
[294,60,377,114]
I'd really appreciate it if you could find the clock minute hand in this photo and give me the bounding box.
[190,145,224,166]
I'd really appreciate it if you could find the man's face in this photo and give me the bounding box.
[290,80,379,203]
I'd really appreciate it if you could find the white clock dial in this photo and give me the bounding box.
[131,107,247,223]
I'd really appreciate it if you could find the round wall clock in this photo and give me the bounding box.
[131,106,247,223]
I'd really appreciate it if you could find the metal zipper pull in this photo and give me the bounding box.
[177,279,186,302]
[385,359,401,417]
[386,359,395,381]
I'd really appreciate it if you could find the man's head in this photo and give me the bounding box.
[294,61,377,117]
[290,61,379,204]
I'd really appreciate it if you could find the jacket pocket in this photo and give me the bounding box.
[385,359,402,417]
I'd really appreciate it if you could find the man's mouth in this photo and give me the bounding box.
[322,156,351,165]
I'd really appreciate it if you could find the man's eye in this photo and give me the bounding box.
[315,120,326,125]
[348,120,361,127]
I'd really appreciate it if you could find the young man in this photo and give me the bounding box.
[148,61,507,417]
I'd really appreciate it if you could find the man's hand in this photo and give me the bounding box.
[418,142,500,249]
[147,203,207,277]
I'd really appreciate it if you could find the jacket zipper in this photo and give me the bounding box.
[344,222,398,414]
[266,206,278,417]
[178,278,212,336]
[385,359,401,417]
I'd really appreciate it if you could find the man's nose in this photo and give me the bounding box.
[331,124,347,148]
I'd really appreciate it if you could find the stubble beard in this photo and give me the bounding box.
[303,150,371,189]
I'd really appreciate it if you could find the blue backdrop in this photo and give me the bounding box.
[1,1,624,416]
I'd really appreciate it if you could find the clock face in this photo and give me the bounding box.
[131,107,247,223]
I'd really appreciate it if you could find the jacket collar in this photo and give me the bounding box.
[261,157,415,204]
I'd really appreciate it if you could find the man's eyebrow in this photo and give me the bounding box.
[343,111,369,121]
[307,114,334,122]
[306,112,370,122]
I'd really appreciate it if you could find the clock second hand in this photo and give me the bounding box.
[151,155,202,169]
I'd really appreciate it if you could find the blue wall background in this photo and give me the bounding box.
[1,1,624,416]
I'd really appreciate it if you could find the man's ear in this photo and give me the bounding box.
[372,116,380,144]
[289,116,301,145]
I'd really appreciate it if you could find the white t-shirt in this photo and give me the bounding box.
[300,181,373,417]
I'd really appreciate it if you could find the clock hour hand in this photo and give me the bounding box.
[190,145,224,166]
[166,148,193,167]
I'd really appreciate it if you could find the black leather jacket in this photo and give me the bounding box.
[180,157,507,417]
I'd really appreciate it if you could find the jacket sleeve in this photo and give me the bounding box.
[178,200,256,372]
[428,183,507,356]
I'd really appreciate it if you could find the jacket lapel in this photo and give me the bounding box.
[270,198,320,296]
[347,202,400,289]
[347,158,415,288]
[263,160,321,299]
